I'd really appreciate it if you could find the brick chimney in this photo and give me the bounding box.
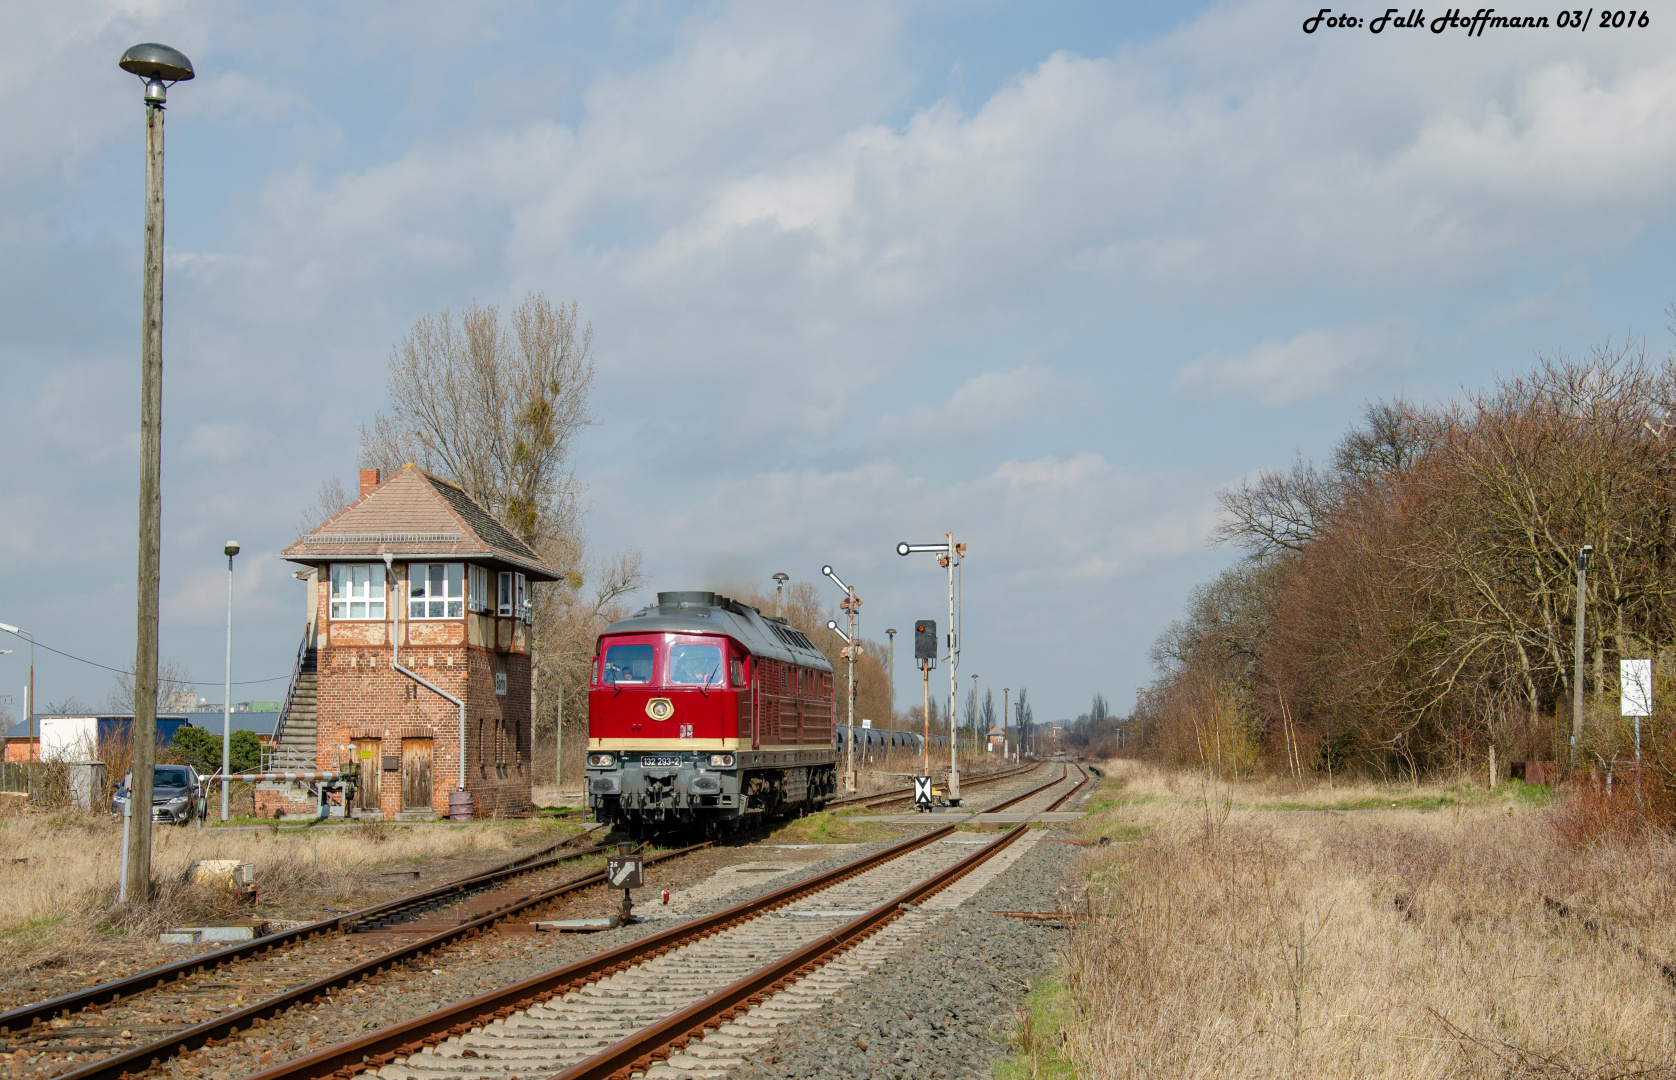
[359,469,382,499]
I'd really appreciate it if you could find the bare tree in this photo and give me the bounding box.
[296,475,350,536]
[361,292,594,549]
[106,659,195,714]
[362,292,611,774]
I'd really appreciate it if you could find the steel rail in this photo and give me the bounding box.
[826,761,1038,810]
[233,769,1080,1080]
[1044,763,1089,811]
[0,827,607,1033]
[39,841,710,1080]
[554,802,1041,1079]
[237,823,976,1080]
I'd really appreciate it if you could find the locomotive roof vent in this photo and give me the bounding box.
[657,590,717,610]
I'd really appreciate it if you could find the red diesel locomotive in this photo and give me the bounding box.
[585,591,839,834]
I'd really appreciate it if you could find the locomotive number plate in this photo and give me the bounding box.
[640,755,682,767]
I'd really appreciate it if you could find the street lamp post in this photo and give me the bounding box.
[1571,543,1593,769]
[821,565,861,793]
[897,534,966,801]
[0,625,35,761]
[221,541,239,821]
[970,673,979,755]
[119,41,194,903]
[885,629,896,726]
[772,572,788,618]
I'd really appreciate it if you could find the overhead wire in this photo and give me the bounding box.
[0,627,290,686]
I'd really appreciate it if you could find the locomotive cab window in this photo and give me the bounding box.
[668,643,723,686]
[603,644,654,684]
[730,657,745,686]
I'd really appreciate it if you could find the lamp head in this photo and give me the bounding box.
[119,43,194,105]
[896,542,910,556]
[0,623,16,634]
[1579,543,1594,570]
[772,572,789,584]
[224,540,240,558]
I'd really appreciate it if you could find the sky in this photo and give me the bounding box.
[3,1,1676,725]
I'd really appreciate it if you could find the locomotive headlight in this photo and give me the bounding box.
[709,754,735,767]
[587,753,615,768]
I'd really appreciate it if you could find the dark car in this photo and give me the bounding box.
[112,764,201,825]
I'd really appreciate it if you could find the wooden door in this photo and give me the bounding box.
[401,739,432,811]
[353,739,380,811]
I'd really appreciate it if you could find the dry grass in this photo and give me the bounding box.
[1055,760,1676,1079]
[0,812,578,976]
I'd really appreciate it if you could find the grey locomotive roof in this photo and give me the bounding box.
[602,591,834,672]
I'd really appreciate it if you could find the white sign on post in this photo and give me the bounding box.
[1621,658,1653,716]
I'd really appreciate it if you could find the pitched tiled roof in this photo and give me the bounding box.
[280,464,560,580]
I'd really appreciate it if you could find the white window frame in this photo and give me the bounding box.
[329,564,386,620]
[468,565,491,614]
[497,571,532,623]
[409,562,465,619]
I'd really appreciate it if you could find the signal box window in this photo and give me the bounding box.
[603,644,654,684]
[410,563,464,619]
[330,564,385,620]
[669,644,723,686]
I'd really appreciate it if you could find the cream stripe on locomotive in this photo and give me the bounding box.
[589,738,839,753]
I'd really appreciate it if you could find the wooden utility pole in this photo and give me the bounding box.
[1571,545,1592,770]
[126,87,167,903]
[118,42,193,901]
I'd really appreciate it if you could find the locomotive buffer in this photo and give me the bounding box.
[608,843,644,925]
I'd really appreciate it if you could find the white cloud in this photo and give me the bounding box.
[874,367,1063,445]
[1174,324,1401,406]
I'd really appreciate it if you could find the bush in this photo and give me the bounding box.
[168,726,262,775]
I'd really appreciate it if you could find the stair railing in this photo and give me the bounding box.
[268,622,315,773]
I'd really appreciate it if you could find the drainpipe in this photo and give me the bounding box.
[385,555,467,794]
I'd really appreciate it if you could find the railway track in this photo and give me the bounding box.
[0,829,715,1080]
[824,760,1039,811]
[2,765,1084,1080]
[236,764,1089,1080]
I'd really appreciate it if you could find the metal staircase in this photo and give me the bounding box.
[265,625,318,775]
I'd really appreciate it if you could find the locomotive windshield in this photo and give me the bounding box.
[668,643,723,686]
[603,644,654,684]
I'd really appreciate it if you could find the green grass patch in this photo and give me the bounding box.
[1081,777,1157,814]
[4,913,66,949]
[766,813,901,844]
[993,976,1077,1080]
[1503,778,1554,807]
[1086,821,1146,842]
